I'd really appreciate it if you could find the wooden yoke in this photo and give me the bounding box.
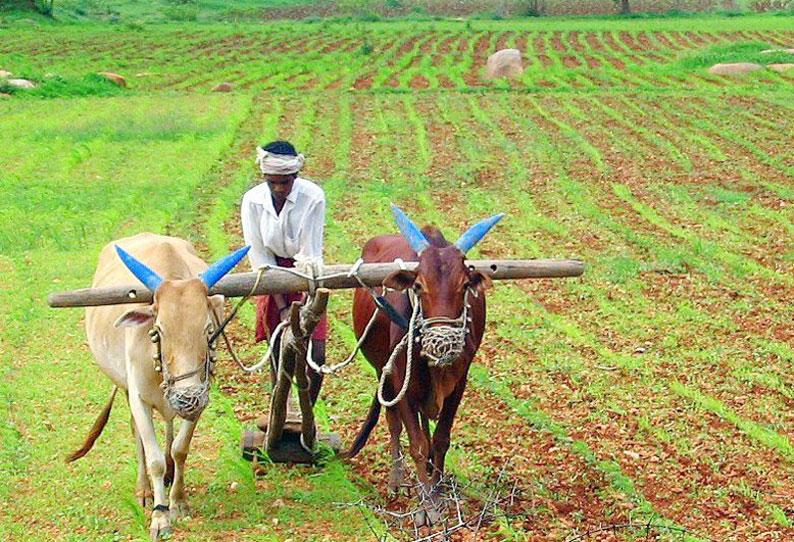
[266,288,329,457]
[47,259,585,308]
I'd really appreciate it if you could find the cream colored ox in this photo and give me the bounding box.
[68,233,249,540]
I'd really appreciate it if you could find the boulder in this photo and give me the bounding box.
[211,82,233,92]
[707,63,763,75]
[761,48,794,54]
[767,63,794,72]
[0,70,12,79]
[98,72,126,87]
[7,78,36,89]
[485,49,524,80]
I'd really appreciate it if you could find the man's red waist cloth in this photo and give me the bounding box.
[255,256,328,342]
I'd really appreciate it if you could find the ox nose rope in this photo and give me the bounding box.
[376,287,473,407]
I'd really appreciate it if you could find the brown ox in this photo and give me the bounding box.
[68,233,248,540]
[345,206,502,524]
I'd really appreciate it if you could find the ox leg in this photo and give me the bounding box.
[131,415,153,507]
[385,407,405,494]
[430,379,466,489]
[129,391,172,541]
[399,402,440,526]
[169,419,197,521]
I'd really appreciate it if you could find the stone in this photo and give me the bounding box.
[0,70,12,78]
[767,63,794,72]
[485,49,524,80]
[761,48,794,54]
[98,71,126,87]
[211,82,233,92]
[707,62,763,75]
[7,78,36,89]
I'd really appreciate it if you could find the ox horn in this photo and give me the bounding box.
[199,245,251,289]
[454,214,505,255]
[115,245,164,292]
[391,204,430,254]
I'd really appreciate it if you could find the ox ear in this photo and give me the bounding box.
[114,307,155,328]
[383,270,417,292]
[468,271,493,293]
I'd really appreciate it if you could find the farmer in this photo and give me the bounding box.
[241,140,327,405]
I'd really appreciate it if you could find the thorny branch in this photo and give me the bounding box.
[334,458,525,542]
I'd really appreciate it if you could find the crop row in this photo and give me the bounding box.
[2,25,793,92]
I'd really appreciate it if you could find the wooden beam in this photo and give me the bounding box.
[47,259,584,308]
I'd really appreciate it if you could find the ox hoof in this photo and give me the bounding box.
[388,466,405,494]
[150,512,172,540]
[414,504,442,527]
[169,500,192,521]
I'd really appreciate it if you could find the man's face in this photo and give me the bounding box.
[266,174,296,202]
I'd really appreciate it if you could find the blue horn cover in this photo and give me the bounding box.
[454,214,505,255]
[115,245,164,292]
[391,204,430,254]
[199,245,251,289]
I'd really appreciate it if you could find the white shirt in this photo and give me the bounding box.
[241,177,325,269]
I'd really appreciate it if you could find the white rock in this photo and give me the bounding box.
[707,63,763,75]
[485,49,524,80]
[7,78,36,89]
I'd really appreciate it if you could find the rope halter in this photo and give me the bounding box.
[149,323,216,422]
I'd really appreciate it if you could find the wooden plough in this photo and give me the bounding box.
[49,258,584,464]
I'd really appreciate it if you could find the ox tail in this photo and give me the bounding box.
[340,394,381,459]
[66,386,118,463]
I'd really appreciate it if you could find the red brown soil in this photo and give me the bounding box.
[584,32,606,52]
[409,74,429,89]
[353,72,375,90]
[495,30,515,52]
[667,31,696,49]
[550,31,567,53]
[652,31,682,50]
[533,34,554,68]
[437,74,456,88]
[561,55,582,68]
[567,30,585,53]
[684,31,708,46]
[583,55,602,69]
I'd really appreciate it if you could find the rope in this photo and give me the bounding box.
[377,290,420,408]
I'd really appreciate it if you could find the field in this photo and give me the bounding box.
[2,9,794,542]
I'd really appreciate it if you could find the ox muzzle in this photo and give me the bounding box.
[150,328,214,422]
[415,288,473,368]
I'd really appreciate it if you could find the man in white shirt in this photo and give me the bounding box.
[241,140,327,405]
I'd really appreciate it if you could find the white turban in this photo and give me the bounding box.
[256,147,305,175]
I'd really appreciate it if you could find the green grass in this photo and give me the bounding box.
[679,41,794,68]
[4,10,794,542]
